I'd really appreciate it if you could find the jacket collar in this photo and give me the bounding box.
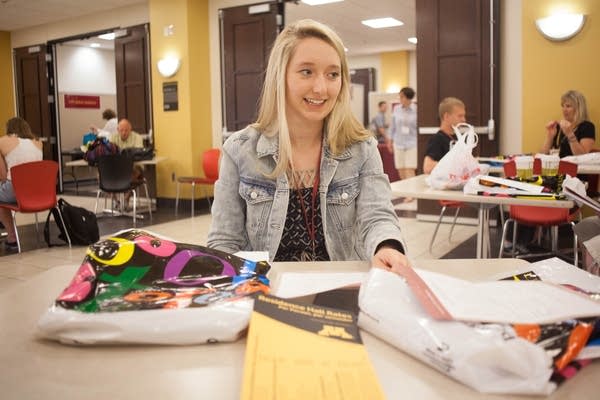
[256,130,354,161]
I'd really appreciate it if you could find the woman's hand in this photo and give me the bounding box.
[545,120,558,139]
[372,247,412,276]
[558,119,574,137]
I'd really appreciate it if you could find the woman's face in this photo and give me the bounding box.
[285,37,342,131]
[561,99,576,122]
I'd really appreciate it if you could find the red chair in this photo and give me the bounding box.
[175,148,220,217]
[498,160,579,265]
[0,160,70,253]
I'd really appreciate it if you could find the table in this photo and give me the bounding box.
[64,155,168,168]
[390,175,574,258]
[65,156,167,202]
[1,258,597,400]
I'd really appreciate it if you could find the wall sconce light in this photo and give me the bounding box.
[157,56,181,78]
[535,13,586,41]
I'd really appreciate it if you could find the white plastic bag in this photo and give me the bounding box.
[358,268,556,395]
[426,123,482,190]
[37,229,271,345]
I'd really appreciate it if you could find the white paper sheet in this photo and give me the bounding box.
[271,272,367,299]
[415,268,600,324]
[233,251,269,263]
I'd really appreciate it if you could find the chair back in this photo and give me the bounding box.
[97,154,134,193]
[11,160,59,212]
[202,148,221,181]
[533,157,542,175]
[503,160,517,177]
[558,160,577,176]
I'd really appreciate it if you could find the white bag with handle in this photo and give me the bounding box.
[426,123,482,190]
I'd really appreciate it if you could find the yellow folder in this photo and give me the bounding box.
[241,294,385,400]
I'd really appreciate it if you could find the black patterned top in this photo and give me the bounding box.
[274,187,330,262]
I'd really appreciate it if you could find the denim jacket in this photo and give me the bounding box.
[207,126,406,262]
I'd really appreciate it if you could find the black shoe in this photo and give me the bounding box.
[4,241,19,252]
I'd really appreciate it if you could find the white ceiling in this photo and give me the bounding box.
[286,0,416,55]
[0,0,415,56]
[0,0,144,31]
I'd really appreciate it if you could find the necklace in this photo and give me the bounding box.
[293,146,322,261]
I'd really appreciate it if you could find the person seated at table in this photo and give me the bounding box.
[90,108,118,139]
[540,90,595,157]
[422,97,466,174]
[109,119,145,210]
[207,19,410,274]
[0,117,43,252]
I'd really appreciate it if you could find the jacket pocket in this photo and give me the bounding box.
[326,177,360,230]
[239,178,275,238]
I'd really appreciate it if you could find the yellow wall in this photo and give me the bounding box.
[0,31,15,132]
[380,51,409,93]
[522,0,600,153]
[149,0,212,199]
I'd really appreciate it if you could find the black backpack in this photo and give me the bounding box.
[44,198,99,246]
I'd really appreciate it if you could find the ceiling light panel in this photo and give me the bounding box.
[361,17,403,29]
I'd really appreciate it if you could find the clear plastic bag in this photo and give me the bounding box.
[427,123,482,190]
[357,267,597,395]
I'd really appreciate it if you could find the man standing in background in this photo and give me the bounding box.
[390,87,418,202]
[371,101,391,148]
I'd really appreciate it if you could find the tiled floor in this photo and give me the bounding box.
[0,193,483,293]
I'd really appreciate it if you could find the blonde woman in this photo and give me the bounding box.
[208,20,409,273]
[0,117,43,251]
[541,90,595,157]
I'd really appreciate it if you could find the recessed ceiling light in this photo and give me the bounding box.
[302,0,344,5]
[361,17,403,29]
[98,33,116,40]
[90,43,101,48]
[408,37,417,44]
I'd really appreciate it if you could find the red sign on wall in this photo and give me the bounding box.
[64,94,100,109]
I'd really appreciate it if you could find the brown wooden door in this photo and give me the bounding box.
[13,44,54,161]
[416,0,500,218]
[115,24,152,134]
[220,2,280,132]
[350,68,375,127]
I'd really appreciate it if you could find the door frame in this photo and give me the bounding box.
[41,26,152,192]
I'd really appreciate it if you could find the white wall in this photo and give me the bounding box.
[56,45,116,94]
[347,54,382,91]
[500,0,522,155]
[55,45,117,152]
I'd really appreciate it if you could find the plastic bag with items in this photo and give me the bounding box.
[426,123,482,190]
[358,266,599,395]
[83,137,119,166]
[37,229,270,345]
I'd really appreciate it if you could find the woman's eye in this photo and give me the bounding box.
[300,69,312,76]
[328,71,340,79]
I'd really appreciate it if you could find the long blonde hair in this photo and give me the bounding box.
[252,19,369,177]
[561,90,589,126]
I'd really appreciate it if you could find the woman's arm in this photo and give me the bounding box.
[206,144,249,253]
[354,139,410,271]
[562,120,596,155]
[540,120,558,154]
